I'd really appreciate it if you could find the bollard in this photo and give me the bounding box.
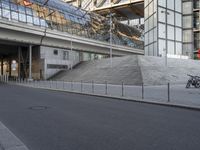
[122,82,124,97]
[142,82,144,99]
[71,81,73,91]
[81,80,83,92]
[63,81,65,90]
[56,80,58,89]
[168,83,170,102]
[105,81,108,95]
[92,80,94,93]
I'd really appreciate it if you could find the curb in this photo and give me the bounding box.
[0,122,29,150]
[16,84,200,112]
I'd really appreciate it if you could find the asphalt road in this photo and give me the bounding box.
[0,84,200,150]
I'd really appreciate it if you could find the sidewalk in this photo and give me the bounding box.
[8,80,200,110]
[0,121,29,150]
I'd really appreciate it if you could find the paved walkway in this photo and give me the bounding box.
[8,80,200,109]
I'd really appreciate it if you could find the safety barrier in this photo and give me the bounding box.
[0,75,9,83]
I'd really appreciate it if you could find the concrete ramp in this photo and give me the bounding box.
[139,56,200,85]
[52,55,200,85]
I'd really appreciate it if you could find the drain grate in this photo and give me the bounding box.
[28,106,49,110]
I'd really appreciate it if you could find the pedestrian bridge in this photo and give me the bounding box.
[0,0,144,56]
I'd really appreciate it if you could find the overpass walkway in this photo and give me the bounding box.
[0,0,144,56]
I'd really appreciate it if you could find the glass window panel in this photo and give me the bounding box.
[158,39,166,56]
[175,13,182,27]
[11,3,18,11]
[2,2,10,9]
[149,15,154,30]
[153,0,157,13]
[154,13,157,27]
[26,8,33,15]
[167,10,174,25]
[145,46,149,55]
[64,13,70,20]
[158,7,166,23]
[145,7,148,20]
[19,13,26,22]
[149,29,153,44]
[2,9,10,19]
[158,23,166,38]
[11,11,18,20]
[32,10,37,17]
[40,19,47,27]
[183,44,192,54]
[167,0,174,10]
[145,33,148,45]
[149,44,154,56]
[149,1,153,16]
[154,27,157,42]
[158,0,166,7]
[154,42,158,56]
[145,0,149,7]
[145,19,149,32]
[183,30,192,42]
[176,28,182,42]
[176,42,182,55]
[183,16,192,28]
[168,41,175,54]
[175,0,182,12]
[183,2,192,15]
[167,26,174,40]
[33,17,40,25]
[18,6,25,14]
[27,15,33,24]
[0,8,2,17]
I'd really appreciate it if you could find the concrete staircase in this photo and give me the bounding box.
[52,55,200,85]
[52,55,143,85]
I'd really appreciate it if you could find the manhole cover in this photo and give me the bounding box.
[29,106,49,110]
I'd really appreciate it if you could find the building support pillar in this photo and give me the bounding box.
[9,58,11,77]
[28,45,32,80]
[18,47,21,79]
[1,57,3,76]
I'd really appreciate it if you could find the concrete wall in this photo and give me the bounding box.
[39,46,81,79]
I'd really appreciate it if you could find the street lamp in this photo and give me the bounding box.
[161,10,170,67]
[109,12,113,68]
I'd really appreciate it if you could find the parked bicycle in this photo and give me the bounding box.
[186,74,200,88]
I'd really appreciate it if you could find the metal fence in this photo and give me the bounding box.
[1,77,200,108]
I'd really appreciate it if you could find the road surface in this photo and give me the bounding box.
[0,84,200,150]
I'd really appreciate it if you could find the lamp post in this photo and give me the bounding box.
[161,10,170,67]
[109,12,113,68]
[70,40,73,70]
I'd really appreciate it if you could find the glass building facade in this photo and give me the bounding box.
[144,0,183,57]
[193,0,200,59]
[0,0,144,49]
[182,0,200,59]
[183,0,194,57]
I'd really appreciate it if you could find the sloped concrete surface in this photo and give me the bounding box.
[139,56,200,85]
[54,55,142,85]
[53,55,200,85]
